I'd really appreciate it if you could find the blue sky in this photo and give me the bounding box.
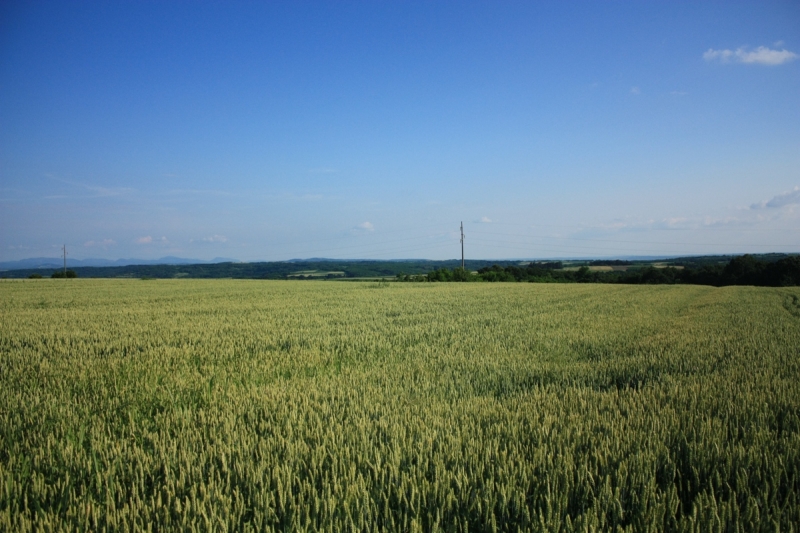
[1,1,798,261]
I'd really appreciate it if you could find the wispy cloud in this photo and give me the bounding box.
[296,194,324,201]
[579,189,800,238]
[477,216,492,223]
[162,188,235,197]
[595,219,682,233]
[46,175,135,198]
[751,186,800,209]
[135,236,169,245]
[261,192,326,202]
[704,45,798,66]
[354,221,374,232]
[191,235,228,243]
[84,239,116,248]
[630,86,641,95]
[583,214,767,235]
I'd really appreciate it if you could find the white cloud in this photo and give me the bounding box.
[479,216,492,223]
[192,235,228,243]
[84,239,116,248]
[704,45,798,65]
[670,90,688,96]
[356,221,374,231]
[45,175,135,198]
[663,217,689,227]
[630,86,641,95]
[135,236,169,245]
[738,46,798,65]
[703,48,734,62]
[751,186,800,209]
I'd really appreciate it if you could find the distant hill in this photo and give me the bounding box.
[0,256,237,271]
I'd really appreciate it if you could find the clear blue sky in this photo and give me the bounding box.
[2,1,798,261]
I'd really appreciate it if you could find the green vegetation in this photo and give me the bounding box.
[3,254,798,286]
[1,280,799,530]
[411,255,800,287]
[0,260,508,280]
[50,269,77,278]
[287,270,346,279]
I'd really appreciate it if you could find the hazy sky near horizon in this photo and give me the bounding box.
[2,1,799,262]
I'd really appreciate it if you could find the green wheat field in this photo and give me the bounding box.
[1,279,799,531]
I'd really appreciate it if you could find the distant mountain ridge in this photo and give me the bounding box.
[0,256,237,271]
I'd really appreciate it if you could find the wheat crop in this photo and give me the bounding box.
[1,280,798,531]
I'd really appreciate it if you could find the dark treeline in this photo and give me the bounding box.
[4,259,522,280]
[401,255,800,287]
[589,260,633,266]
[48,270,77,278]
[6,255,799,286]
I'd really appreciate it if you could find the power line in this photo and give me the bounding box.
[283,231,454,257]
[469,229,799,248]
[467,237,794,256]
[258,221,797,261]
[265,224,453,249]
[476,220,800,233]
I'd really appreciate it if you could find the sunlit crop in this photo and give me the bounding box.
[1,279,799,531]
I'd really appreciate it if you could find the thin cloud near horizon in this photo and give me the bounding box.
[703,45,798,65]
[751,186,800,210]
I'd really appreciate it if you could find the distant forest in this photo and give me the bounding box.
[3,254,799,287]
[412,255,800,287]
[3,260,517,280]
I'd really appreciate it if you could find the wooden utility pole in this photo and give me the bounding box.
[460,222,464,270]
[63,245,67,276]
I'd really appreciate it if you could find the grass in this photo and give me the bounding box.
[1,279,799,531]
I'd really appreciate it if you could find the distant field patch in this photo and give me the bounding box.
[563,265,615,272]
[287,270,345,278]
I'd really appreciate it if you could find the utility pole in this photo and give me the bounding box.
[63,244,67,276]
[460,222,464,270]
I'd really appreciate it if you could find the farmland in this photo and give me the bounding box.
[1,279,799,531]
